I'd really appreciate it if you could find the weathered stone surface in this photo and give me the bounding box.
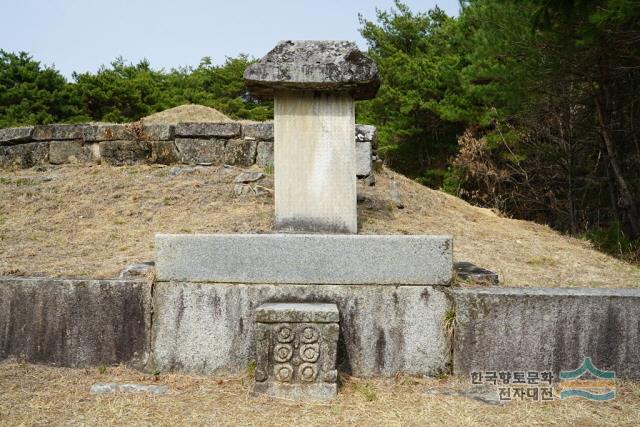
[143,123,175,141]
[175,122,240,138]
[33,124,84,141]
[0,277,150,368]
[174,138,225,165]
[244,40,380,100]
[152,282,450,377]
[224,139,256,166]
[355,140,372,177]
[155,234,452,285]
[83,124,133,142]
[90,383,168,395]
[275,92,357,233]
[256,140,274,168]
[256,303,339,323]
[99,140,151,166]
[49,140,90,164]
[453,287,640,379]
[355,124,377,143]
[0,126,34,145]
[150,140,179,165]
[454,262,499,285]
[242,122,274,141]
[0,142,48,169]
[234,171,265,183]
[254,303,339,401]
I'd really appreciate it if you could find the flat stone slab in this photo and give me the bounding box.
[0,277,150,368]
[175,122,241,138]
[0,126,34,145]
[244,40,380,100]
[155,234,453,285]
[256,303,339,323]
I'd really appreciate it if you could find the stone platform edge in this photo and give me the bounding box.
[154,233,453,285]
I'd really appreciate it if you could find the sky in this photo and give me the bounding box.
[1,0,460,79]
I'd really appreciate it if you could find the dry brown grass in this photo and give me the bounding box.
[0,164,638,287]
[141,104,232,124]
[1,362,639,426]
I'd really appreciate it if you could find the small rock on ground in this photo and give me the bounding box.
[118,261,155,279]
[424,385,506,406]
[90,383,168,395]
[234,171,265,183]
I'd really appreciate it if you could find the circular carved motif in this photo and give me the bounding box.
[273,344,293,362]
[300,344,319,363]
[275,365,293,382]
[299,363,318,382]
[276,325,294,343]
[300,326,319,344]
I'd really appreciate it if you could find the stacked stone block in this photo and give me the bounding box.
[0,121,374,178]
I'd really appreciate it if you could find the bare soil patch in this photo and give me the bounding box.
[0,362,638,426]
[0,164,638,287]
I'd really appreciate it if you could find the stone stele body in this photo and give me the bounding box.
[244,40,380,233]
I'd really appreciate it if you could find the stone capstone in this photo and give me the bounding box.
[0,126,34,145]
[175,122,241,139]
[143,123,175,141]
[254,303,339,401]
[242,122,274,141]
[83,124,134,142]
[244,40,380,100]
[33,124,85,141]
[155,234,453,285]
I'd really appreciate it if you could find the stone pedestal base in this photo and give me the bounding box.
[253,303,339,401]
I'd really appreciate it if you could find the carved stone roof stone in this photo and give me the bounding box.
[244,40,380,100]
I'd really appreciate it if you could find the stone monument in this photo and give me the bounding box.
[153,40,453,401]
[254,303,339,401]
[244,40,380,233]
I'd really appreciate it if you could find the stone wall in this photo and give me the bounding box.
[453,287,640,379]
[2,277,640,380]
[0,122,377,178]
[0,277,150,368]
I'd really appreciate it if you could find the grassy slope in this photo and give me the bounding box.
[0,164,638,287]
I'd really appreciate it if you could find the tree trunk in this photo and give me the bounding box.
[595,94,640,239]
